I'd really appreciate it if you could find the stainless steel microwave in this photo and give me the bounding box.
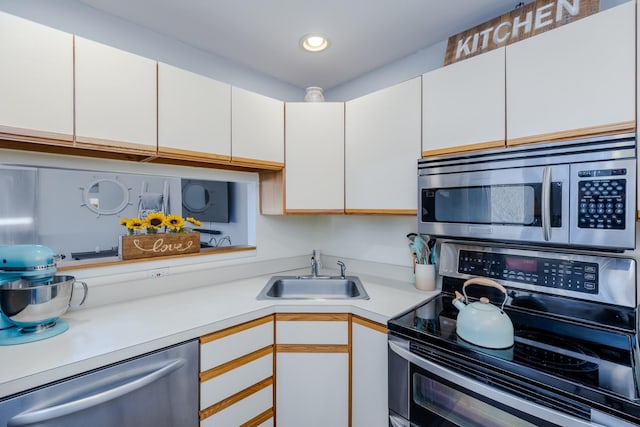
[418,133,636,251]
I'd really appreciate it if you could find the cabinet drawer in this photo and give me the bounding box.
[276,314,349,345]
[200,385,272,427]
[200,317,273,371]
[201,353,272,409]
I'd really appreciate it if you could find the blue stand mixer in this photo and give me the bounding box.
[0,245,87,345]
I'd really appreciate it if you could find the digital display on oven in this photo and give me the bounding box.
[458,250,598,294]
[505,256,537,272]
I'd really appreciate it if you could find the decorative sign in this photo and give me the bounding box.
[444,0,599,65]
[120,231,200,260]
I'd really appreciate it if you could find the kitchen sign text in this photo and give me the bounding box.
[444,0,599,65]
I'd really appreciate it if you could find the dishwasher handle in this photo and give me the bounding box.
[8,358,185,426]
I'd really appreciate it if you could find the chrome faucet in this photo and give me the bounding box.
[310,256,319,277]
[337,260,346,279]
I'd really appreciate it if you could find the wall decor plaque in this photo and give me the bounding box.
[444,0,599,65]
[120,231,200,260]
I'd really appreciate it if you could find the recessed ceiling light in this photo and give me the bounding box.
[300,34,330,52]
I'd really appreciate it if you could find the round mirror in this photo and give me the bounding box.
[182,183,210,212]
[81,179,130,215]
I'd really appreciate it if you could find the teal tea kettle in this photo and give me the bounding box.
[452,277,514,349]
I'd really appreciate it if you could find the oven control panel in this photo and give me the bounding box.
[458,250,599,294]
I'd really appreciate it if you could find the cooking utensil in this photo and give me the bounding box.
[452,277,514,349]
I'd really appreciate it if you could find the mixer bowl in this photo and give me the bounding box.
[0,275,87,331]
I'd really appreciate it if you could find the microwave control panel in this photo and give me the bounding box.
[577,168,626,230]
[458,250,599,294]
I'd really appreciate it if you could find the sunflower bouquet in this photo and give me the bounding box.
[119,213,202,235]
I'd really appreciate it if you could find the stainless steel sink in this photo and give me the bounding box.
[256,275,369,300]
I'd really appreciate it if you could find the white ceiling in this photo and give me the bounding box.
[76,0,519,90]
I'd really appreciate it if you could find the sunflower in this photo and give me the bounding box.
[145,212,166,230]
[126,218,145,231]
[165,214,185,232]
[186,217,202,227]
[119,218,129,226]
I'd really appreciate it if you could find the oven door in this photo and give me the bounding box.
[418,165,569,246]
[388,336,602,427]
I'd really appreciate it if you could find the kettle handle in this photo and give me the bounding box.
[462,278,508,311]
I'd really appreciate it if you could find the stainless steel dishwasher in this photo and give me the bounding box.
[0,340,198,427]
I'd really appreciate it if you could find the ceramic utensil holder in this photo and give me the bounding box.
[415,263,436,291]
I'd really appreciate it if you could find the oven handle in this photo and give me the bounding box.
[542,166,552,241]
[388,337,603,427]
[389,413,411,427]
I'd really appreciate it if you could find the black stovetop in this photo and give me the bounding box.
[388,281,640,421]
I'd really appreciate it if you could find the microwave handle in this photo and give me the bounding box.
[542,166,551,241]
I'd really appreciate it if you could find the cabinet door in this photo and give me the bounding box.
[232,87,284,169]
[506,2,635,145]
[0,12,73,143]
[158,62,231,163]
[352,317,388,427]
[75,37,157,154]
[284,103,345,213]
[422,48,505,156]
[345,77,421,214]
[275,313,349,427]
[276,352,349,427]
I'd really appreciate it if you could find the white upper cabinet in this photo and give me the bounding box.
[75,37,157,153]
[158,62,231,162]
[232,87,284,169]
[284,103,345,213]
[0,12,73,143]
[422,48,506,155]
[506,2,635,145]
[345,77,421,214]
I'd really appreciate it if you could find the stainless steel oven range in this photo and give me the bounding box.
[388,241,639,426]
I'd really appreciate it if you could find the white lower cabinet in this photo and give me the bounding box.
[352,316,388,427]
[276,352,349,427]
[202,313,388,427]
[275,313,350,427]
[199,316,274,427]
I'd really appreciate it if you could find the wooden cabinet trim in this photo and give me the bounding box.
[74,136,156,155]
[0,126,73,145]
[231,156,284,170]
[240,408,274,427]
[284,209,345,214]
[200,315,273,344]
[345,209,416,216]
[157,146,231,164]
[200,345,273,382]
[275,313,349,322]
[506,121,636,146]
[352,315,388,334]
[199,376,273,420]
[276,344,349,353]
[422,139,505,158]
[259,170,286,215]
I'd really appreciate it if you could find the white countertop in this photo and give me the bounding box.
[0,270,437,398]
